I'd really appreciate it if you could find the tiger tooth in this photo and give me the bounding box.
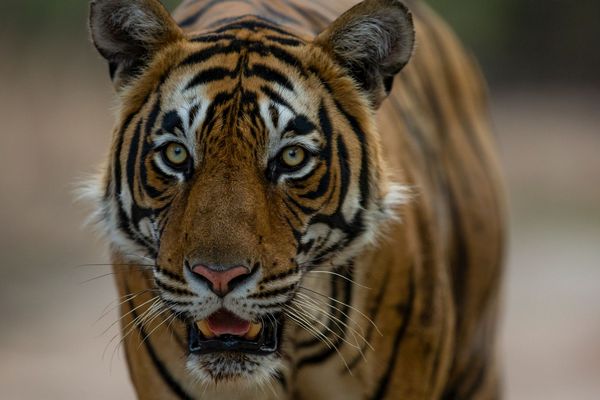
[245,322,262,340]
[196,320,215,338]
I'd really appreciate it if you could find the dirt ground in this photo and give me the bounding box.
[0,55,599,398]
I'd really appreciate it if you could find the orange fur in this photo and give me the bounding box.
[88,0,505,398]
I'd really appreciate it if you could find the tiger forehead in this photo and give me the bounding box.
[175,23,311,92]
[137,20,329,166]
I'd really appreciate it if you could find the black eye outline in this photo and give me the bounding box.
[160,142,192,172]
[277,145,311,172]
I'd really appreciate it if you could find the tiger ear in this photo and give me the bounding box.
[314,0,415,108]
[89,0,184,90]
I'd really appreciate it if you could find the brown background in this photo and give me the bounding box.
[0,0,598,398]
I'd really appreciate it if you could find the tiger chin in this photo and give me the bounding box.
[85,0,505,398]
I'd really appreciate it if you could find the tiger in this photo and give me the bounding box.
[85,0,505,398]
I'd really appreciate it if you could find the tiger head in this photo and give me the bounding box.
[88,0,414,386]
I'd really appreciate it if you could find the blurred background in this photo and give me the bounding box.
[0,0,598,398]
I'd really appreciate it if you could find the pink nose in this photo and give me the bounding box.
[191,264,251,296]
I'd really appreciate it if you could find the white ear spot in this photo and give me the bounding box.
[332,13,413,69]
[109,4,167,45]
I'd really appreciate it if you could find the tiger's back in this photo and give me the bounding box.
[88,0,505,398]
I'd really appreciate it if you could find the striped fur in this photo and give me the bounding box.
[86,0,505,398]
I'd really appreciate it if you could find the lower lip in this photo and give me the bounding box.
[188,316,281,355]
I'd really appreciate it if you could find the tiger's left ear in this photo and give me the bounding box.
[89,0,184,90]
[314,0,415,108]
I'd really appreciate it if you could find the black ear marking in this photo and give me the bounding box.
[315,0,415,108]
[89,0,184,90]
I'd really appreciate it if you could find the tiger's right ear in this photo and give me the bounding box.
[89,0,184,89]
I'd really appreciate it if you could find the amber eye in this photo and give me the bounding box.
[279,145,307,169]
[162,142,190,169]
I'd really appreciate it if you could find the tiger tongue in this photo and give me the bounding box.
[207,309,251,336]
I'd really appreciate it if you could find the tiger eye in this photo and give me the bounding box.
[163,142,189,167]
[280,146,306,169]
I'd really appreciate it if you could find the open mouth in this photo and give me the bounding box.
[188,309,280,355]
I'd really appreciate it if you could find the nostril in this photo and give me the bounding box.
[190,264,251,296]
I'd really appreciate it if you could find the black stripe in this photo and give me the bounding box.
[264,45,306,76]
[259,265,300,285]
[155,265,187,284]
[162,298,195,308]
[247,63,294,91]
[303,69,372,257]
[274,370,288,391]
[305,136,353,241]
[282,197,304,225]
[460,361,488,399]
[125,119,142,203]
[140,96,163,200]
[154,278,196,297]
[249,283,297,299]
[265,35,304,47]
[442,358,487,399]
[108,62,118,80]
[114,104,157,255]
[298,103,332,200]
[125,283,194,400]
[372,266,416,400]
[260,85,294,111]
[161,110,184,133]
[335,101,370,211]
[144,94,162,132]
[347,262,393,371]
[286,192,318,215]
[186,67,235,89]
[182,38,305,74]
[180,44,230,67]
[109,112,134,201]
[127,115,159,239]
[283,115,316,136]
[189,33,237,43]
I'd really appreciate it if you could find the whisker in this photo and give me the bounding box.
[79,272,117,284]
[283,306,332,350]
[293,297,370,364]
[75,263,154,269]
[101,295,159,336]
[122,253,155,262]
[298,286,382,337]
[95,289,154,325]
[294,294,372,351]
[294,297,370,360]
[291,298,361,350]
[105,298,159,353]
[285,304,353,375]
[295,291,367,337]
[109,298,163,364]
[304,270,371,290]
[139,306,174,349]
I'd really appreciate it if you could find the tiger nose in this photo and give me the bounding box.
[190,264,251,296]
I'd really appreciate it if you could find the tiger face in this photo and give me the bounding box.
[89,0,414,385]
